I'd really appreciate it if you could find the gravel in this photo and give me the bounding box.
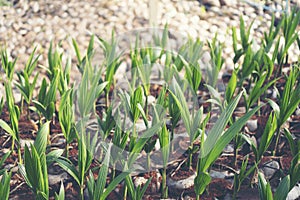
[0,0,300,73]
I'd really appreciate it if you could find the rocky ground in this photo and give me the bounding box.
[0,0,300,72]
[1,1,300,199]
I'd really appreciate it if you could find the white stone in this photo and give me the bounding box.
[167,172,196,189]
[287,185,300,200]
[262,161,279,179]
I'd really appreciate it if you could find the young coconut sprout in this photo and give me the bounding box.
[274,9,300,77]
[258,172,291,200]
[58,88,77,157]
[98,32,122,108]
[87,144,130,200]
[0,48,16,82]
[232,16,254,64]
[15,46,40,118]
[263,14,282,54]
[19,122,51,200]
[194,91,261,199]
[233,112,277,199]
[268,65,300,155]
[55,131,98,200]
[123,121,163,200]
[0,82,21,163]
[54,182,65,200]
[283,128,300,188]
[0,170,11,200]
[158,124,170,198]
[125,175,152,200]
[206,33,224,88]
[0,150,11,175]
[168,78,205,169]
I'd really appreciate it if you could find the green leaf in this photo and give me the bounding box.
[225,70,237,102]
[46,149,64,166]
[201,92,243,161]
[203,104,261,171]
[258,172,273,200]
[258,112,277,160]
[284,128,297,159]
[169,78,191,134]
[138,177,152,199]
[46,102,55,120]
[18,164,32,188]
[194,171,211,195]
[274,175,290,200]
[162,24,168,49]
[23,144,48,198]
[158,124,170,167]
[55,182,65,200]
[247,73,277,109]
[56,157,80,185]
[100,172,130,200]
[0,151,11,174]
[0,119,17,141]
[0,170,11,200]
[34,121,50,155]
[33,100,47,117]
[96,146,110,198]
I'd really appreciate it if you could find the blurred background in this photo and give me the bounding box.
[0,0,299,71]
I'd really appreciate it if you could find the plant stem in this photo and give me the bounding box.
[233,142,238,168]
[80,185,84,200]
[27,103,31,120]
[105,91,109,110]
[188,144,193,169]
[20,96,24,115]
[147,153,151,171]
[11,138,15,152]
[162,167,168,198]
[272,127,281,156]
[64,142,69,158]
[123,184,127,200]
[170,128,174,153]
[111,164,116,180]
[17,143,22,164]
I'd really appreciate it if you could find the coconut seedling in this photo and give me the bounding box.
[283,128,300,189]
[98,32,122,108]
[15,46,39,118]
[232,16,254,64]
[58,88,77,157]
[262,14,282,53]
[118,86,146,150]
[233,112,277,199]
[125,175,152,200]
[258,172,291,200]
[19,122,50,200]
[0,48,16,82]
[274,8,300,77]
[194,91,261,199]
[168,78,204,168]
[0,82,21,163]
[269,65,300,155]
[33,75,58,123]
[54,182,65,200]
[206,33,224,88]
[0,150,10,176]
[0,170,11,200]
[87,145,130,200]
[56,130,97,200]
[158,124,170,198]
